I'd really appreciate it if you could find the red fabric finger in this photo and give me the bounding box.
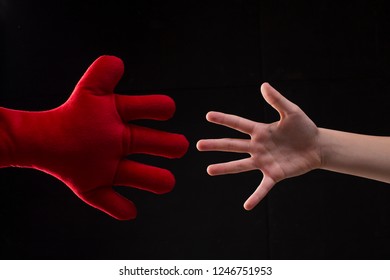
[115,94,176,121]
[124,124,189,158]
[79,186,137,220]
[114,160,175,194]
[75,55,124,95]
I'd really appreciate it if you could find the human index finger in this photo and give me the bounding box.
[206,111,257,135]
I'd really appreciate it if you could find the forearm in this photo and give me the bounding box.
[318,128,390,183]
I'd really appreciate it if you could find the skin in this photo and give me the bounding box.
[197,82,390,211]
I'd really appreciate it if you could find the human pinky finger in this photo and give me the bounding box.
[114,160,175,194]
[243,175,276,210]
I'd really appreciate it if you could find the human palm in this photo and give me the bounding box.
[197,83,321,210]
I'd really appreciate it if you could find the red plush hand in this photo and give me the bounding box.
[0,55,189,220]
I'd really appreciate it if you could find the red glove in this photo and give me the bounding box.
[0,55,189,220]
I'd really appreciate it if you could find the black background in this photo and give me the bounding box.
[1,0,390,259]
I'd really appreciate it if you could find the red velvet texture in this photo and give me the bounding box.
[0,55,189,220]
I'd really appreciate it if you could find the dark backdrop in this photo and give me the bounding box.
[1,0,390,259]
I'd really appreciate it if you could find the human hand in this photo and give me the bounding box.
[0,55,189,220]
[196,83,321,210]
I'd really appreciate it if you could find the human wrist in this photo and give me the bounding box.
[316,127,335,171]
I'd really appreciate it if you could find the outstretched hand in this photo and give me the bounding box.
[197,83,321,210]
[0,55,189,220]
